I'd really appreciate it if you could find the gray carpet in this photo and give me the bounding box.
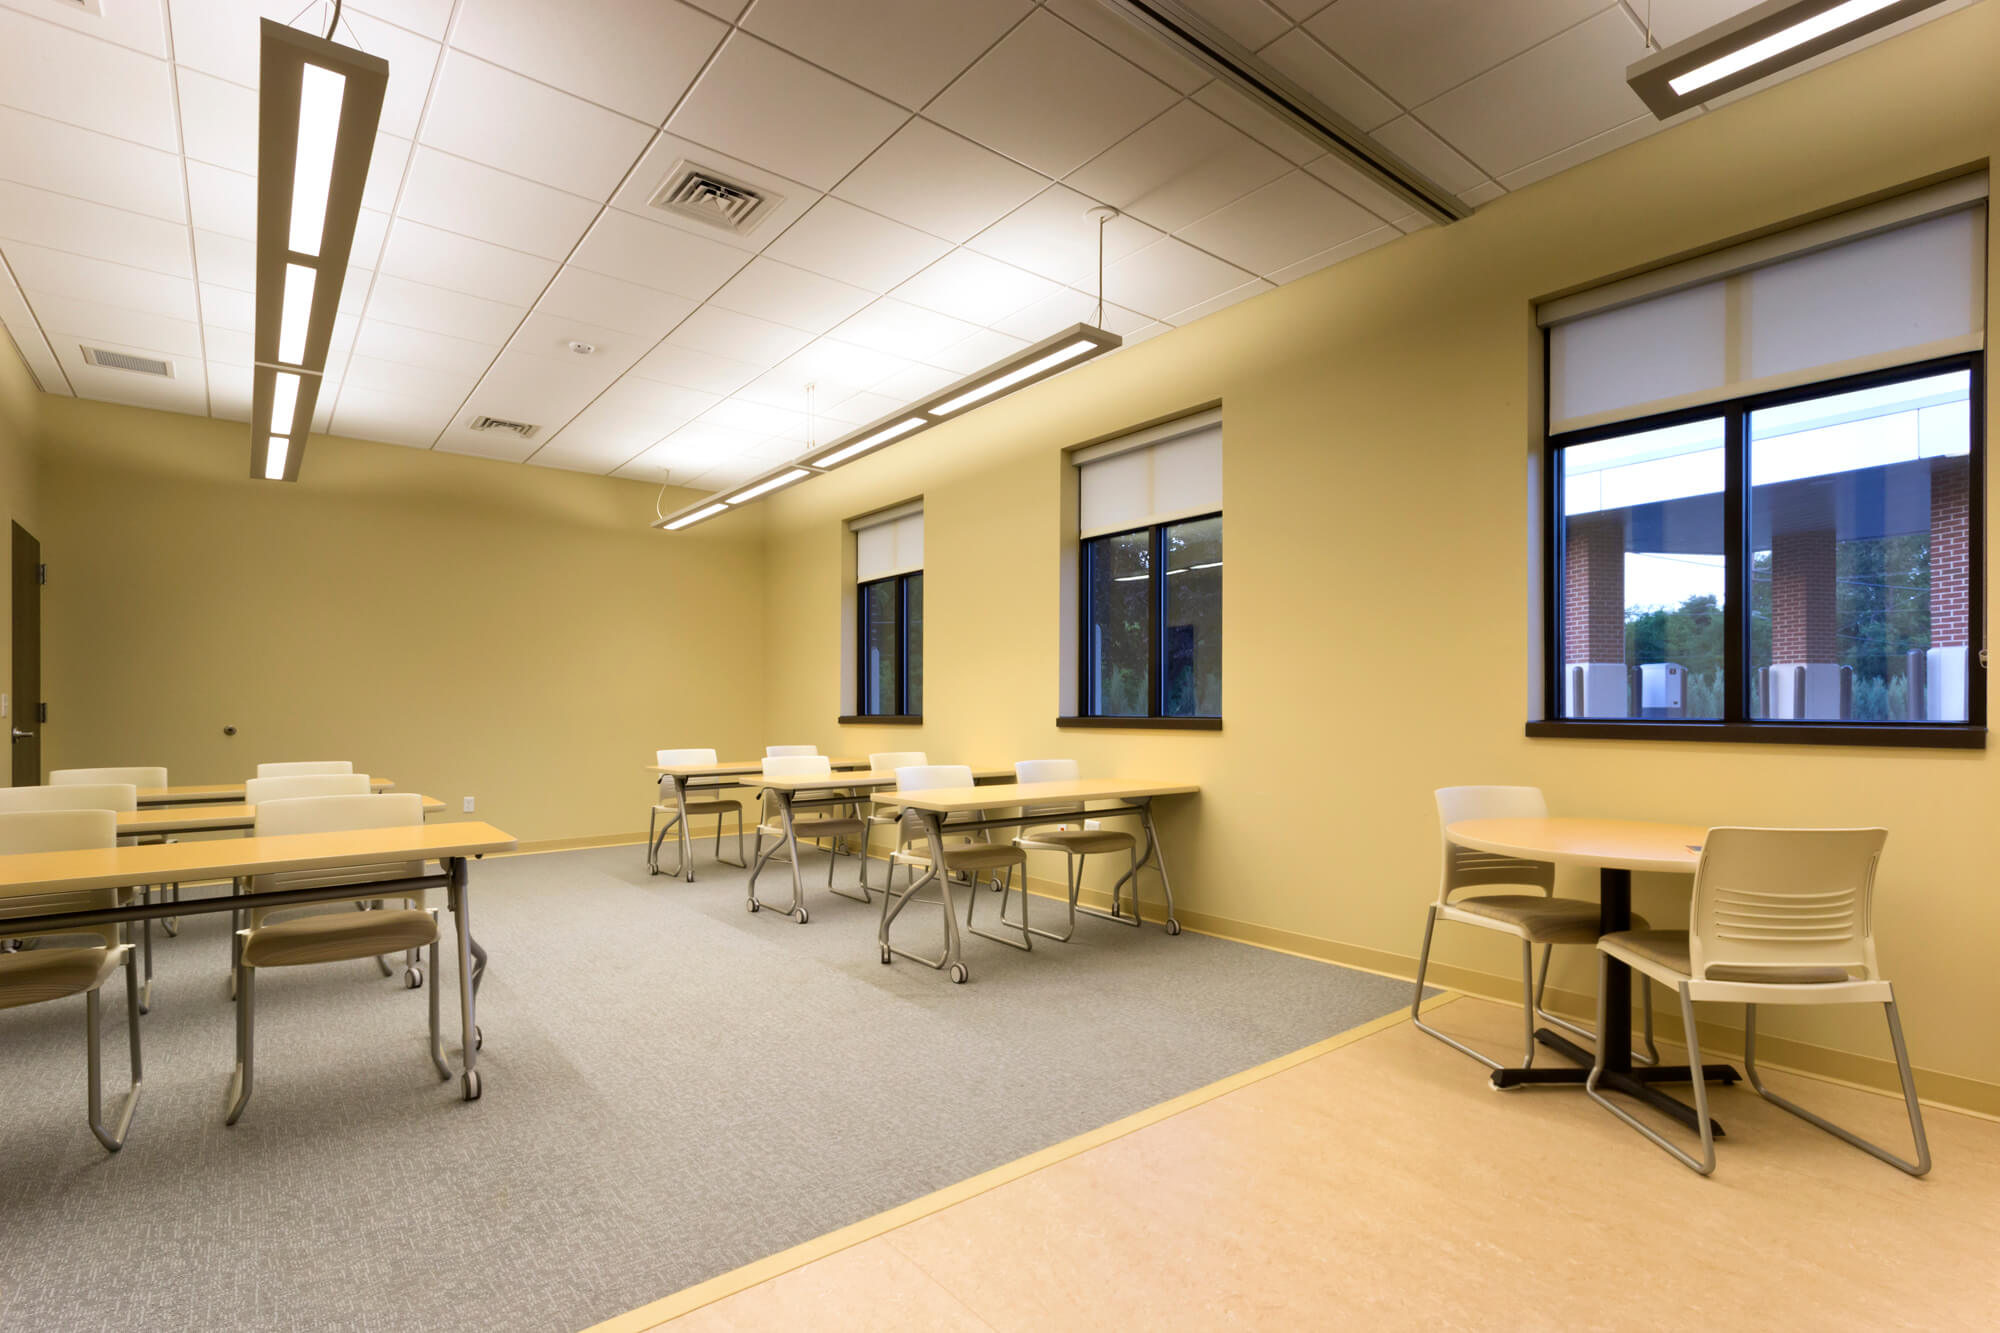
[0,843,1415,1332]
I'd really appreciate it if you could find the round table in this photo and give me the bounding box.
[1444,817,1740,1133]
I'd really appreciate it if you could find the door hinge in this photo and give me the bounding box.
[36,702,46,724]
[36,563,45,585]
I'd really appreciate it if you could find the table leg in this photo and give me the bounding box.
[448,857,481,1101]
[1093,798,1182,935]
[747,791,811,922]
[677,777,695,883]
[878,809,967,982]
[1488,867,1738,1136]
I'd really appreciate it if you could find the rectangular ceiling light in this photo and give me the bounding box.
[654,324,1122,531]
[1626,0,1947,119]
[251,18,387,483]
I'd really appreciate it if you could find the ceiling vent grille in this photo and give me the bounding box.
[82,346,172,377]
[468,416,538,439]
[647,161,778,234]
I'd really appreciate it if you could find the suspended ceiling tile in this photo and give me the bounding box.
[590,374,723,425]
[1065,101,1290,234]
[1459,179,1507,208]
[1103,234,1257,319]
[609,132,820,255]
[834,118,1046,245]
[627,341,764,397]
[455,348,620,424]
[348,0,454,40]
[1304,0,1606,108]
[196,281,253,331]
[378,217,560,308]
[175,67,256,175]
[0,106,187,222]
[330,384,457,447]
[1265,223,1399,282]
[505,311,647,382]
[448,0,727,123]
[364,273,528,343]
[1496,111,1687,192]
[1038,0,1210,94]
[871,361,960,402]
[0,6,178,152]
[1300,152,1413,223]
[420,51,654,202]
[701,396,814,442]
[341,349,482,403]
[0,0,169,57]
[0,180,193,278]
[50,339,206,411]
[184,160,256,240]
[1368,114,1489,195]
[191,228,253,292]
[4,241,195,319]
[1164,277,1272,325]
[761,197,953,294]
[205,360,252,420]
[568,208,751,303]
[535,267,696,342]
[709,257,875,336]
[763,337,915,397]
[1175,169,1380,274]
[396,148,599,262]
[664,304,814,365]
[0,269,69,394]
[1255,29,1399,131]
[26,292,203,358]
[201,321,254,365]
[664,32,907,193]
[350,320,501,378]
[1414,7,1650,180]
[1268,0,1334,19]
[743,0,1031,112]
[892,249,1061,326]
[967,183,1162,287]
[1178,0,1293,51]
[927,10,1179,178]
[989,288,1150,341]
[435,429,542,463]
[359,133,412,214]
[829,298,982,362]
[1190,82,1319,165]
[926,326,1030,375]
[348,209,391,270]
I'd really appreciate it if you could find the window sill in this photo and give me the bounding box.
[1524,720,1985,750]
[1057,716,1221,731]
[837,714,923,726]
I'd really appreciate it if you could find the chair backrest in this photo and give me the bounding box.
[0,809,121,945]
[766,745,817,757]
[1689,827,1887,983]
[249,793,425,922]
[896,764,973,792]
[256,761,353,777]
[657,748,718,766]
[245,773,371,805]
[0,783,137,814]
[1015,758,1080,785]
[1434,785,1553,904]
[50,766,166,788]
[762,754,832,780]
[869,751,927,773]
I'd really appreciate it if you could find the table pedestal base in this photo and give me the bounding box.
[1490,1027,1739,1137]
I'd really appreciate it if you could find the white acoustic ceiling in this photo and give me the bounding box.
[0,0,1975,489]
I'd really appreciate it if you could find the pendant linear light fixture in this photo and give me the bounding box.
[1093,0,1464,224]
[653,323,1120,530]
[1626,0,1949,119]
[251,14,387,482]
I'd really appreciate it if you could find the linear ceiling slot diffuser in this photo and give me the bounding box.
[654,324,1123,531]
[1091,0,1465,224]
[251,17,387,483]
[1627,0,1951,119]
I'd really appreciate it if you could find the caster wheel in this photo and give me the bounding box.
[880,945,892,964]
[404,967,424,989]
[1166,919,1182,936]
[949,963,968,984]
[163,919,179,938]
[794,907,810,924]
[746,898,759,913]
[475,1026,483,1051]
[462,1070,482,1101]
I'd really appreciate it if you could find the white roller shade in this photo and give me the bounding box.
[1077,416,1222,538]
[1545,186,1986,434]
[854,508,922,581]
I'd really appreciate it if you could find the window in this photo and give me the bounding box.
[1072,412,1222,724]
[852,506,922,719]
[1538,181,1986,745]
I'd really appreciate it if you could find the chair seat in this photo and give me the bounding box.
[242,909,438,968]
[0,946,120,1011]
[1445,895,1649,945]
[1600,930,1855,986]
[897,839,1026,873]
[1017,827,1135,855]
[656,798,741,816]
[760,817,866,839]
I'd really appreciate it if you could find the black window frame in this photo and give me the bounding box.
[1070,511,1223,729]
[1532,350,1987,749]
[852,570,922,722]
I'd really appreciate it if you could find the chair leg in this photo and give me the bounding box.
[1002,851,1079,943]
[1533,942,1661,1065]
[428,934,449,1081]
[87,958,144,1152]
[1744,997,1931,1176]
[1519,940,1538,1069]
[1409,907,1502,1072]
[716,808,747,870]
[225,947,256,1127]
[1587,967,1714,1175]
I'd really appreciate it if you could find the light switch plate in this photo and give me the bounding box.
[462,796,475,813]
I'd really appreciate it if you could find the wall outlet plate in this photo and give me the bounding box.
[462,797,475,813]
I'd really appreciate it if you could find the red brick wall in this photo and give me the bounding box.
[1930,455,1970,648]
[1771,526,1838,662]
[1564,515,1626,662]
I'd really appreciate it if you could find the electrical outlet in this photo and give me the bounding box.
[462,797,475,813]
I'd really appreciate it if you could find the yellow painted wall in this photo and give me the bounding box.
[0,330,42,736]
[35,399,767,844]
[756,6,2000,1107]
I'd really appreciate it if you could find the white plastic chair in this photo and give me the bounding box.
[256,761,353,777]
[1006,759,1139,943]
[0,809,142,1151]
[746,755,869,921]
[51,768,180,935]
[1588,826,1928,1177]
[886,764,1030,958]
[765,745,817,757]
[648,748,745,876]
[227,793,445,1125]
[859,752,928,889]
[1414,786,1655,1072]
[243,775,411,982]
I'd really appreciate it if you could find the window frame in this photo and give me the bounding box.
[1532,350,1987,749]
[1073,510,1223,728]
[853,570,922,722]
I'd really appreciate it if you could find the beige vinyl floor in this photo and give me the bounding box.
[638,995,2000,1332]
